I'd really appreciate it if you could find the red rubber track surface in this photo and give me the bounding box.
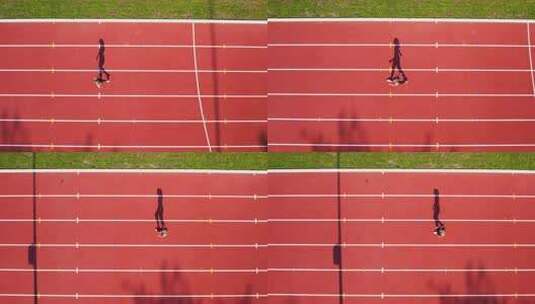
[268,20,535,152]
[0,170,267,303]
[269,169,535,304]
[0,21,267,152]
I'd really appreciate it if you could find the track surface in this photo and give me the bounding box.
[269,169,535,304]
[2,169,535,303]
[0,20,267,152]
[0,170,267,303]
[269,19,535,151]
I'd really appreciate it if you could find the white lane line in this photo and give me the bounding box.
[269,42,530,48]
[0,293,268,299]
[527,23,535,96]
[0,169,267,174]
[269,243,535,248]
[269,143,535,148]
[269,67,534,73]
[0,118,266,124]
[269,268,535,272]
[0,194,267,199]
[268,168,535,174]
[2,218,531,224]
[0,93,267,99]
[0,268,268,273]
[269,92,533,97]
[0,43,266,49]
[192,23,209,152]
[270,293,535,298]
[0,19,267,24]
[0,69,266,73]
[269,18,535,24]
[0,243,532,248]
[0,267,532,273]
[269,117,535,123]
[0,243,268,248]
[0,219,268,223]
[0,144,266,150]
[268,193,535,199]
[268,218,535,223]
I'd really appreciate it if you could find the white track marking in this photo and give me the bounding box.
[269,143,535,148]
[0,243,532,248]
[0,293,268,299]
[270,117,535,123]
[270,293,535,298]
[269,67,534,73]
[527,23,535,96]
[0,267,533,273]
[269,92,533,97]
[0,44,265,49]
[268,193,535,199]
[0,68,266,73]
[0,243,268,248]
[0,118,266,124]
[268,218,535,223]
[269,168,535,174]
[0,218,531,223]
[0,268,268,273]
[269,42,530,48]
[193,24,210,152]
[0,169,266,174]
[269,268,535,273]
[0,19,266,24]
[269,18,535,24]
[269,243,535,248]
[0,194,267,199]
[0,93,266,99]
[0,219,268,223]
[0,144,266,150]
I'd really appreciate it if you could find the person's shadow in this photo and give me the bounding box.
[155,188,166,232]
[433,188,445,233]
[95,38,111,85]
[387,38,408,84]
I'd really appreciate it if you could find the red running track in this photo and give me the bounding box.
[0,169,267,303]
[269,169,535,304]
[0,20,267,152]
[269,19,535,152]
[2,169,535,303]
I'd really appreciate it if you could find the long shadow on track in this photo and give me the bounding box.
[123,261,256,304]
[428,261,508,304]
[299,108,370,152]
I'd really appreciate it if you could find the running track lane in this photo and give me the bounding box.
[0,169,267,303]
[268,169,535,304]
[0,20,267,152]
[268,19,535,152]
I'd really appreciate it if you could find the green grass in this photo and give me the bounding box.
[269,0,535,18]
[0,0,266,19]
[2,152,535,170]
[269,153,535,169]
[0,152,267,170]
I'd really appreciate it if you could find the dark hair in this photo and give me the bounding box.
[99,38,104,45]
[157,188,162,195]
[393,38,400,45]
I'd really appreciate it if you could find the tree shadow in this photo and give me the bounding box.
[299,108,369,152]
[1,109,29,151]
[428,261,509,304]
[123,261,258,304]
